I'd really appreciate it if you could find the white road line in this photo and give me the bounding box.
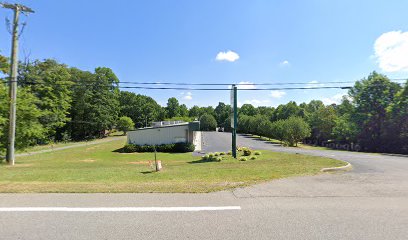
[0,206,241,212]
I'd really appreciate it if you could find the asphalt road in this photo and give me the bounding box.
[1,132,407,240]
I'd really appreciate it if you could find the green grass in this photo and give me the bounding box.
[0,138,346,193]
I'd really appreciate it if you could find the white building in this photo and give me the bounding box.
[127,121,201,149]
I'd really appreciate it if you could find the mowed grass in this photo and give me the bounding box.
[0,138,346,193]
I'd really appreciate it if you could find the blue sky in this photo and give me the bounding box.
[1,0,408,107]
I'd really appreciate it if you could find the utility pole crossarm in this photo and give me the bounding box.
[0,2,34,13]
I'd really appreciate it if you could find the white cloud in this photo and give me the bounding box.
[228,81,256,90]
[181,92,192,100]
[243,99,270,107]
[237,81,256,89]
[374,31,408,72]
[270,90,286,98]
[215,50,240,62]
[306,80,324,89]
[279,60,290,67]
[321,93,345,105]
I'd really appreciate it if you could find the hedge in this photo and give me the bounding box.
[123,142,195,153]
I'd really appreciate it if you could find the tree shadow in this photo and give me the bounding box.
[140,170,156,174]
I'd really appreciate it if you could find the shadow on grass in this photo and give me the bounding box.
[140,171,156,174]
[188,159,220,164]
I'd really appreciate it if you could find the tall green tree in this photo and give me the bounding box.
[18,59,73,142]
[239,104,258,116]
[166,97,180,118]
[385,80,408,153]
[199,113,217,131]
[214,102,231,126]
[349,72,401,151]
[0,84,45,153]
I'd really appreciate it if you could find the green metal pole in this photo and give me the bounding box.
[232,85,237,158]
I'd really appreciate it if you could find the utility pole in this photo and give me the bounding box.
[231,85,237,158]
[1,2,34,165]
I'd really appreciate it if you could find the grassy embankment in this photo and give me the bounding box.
[0,138,345,193]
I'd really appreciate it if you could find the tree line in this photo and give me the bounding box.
[0,55,407,154]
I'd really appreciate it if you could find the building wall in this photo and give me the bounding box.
[127,125,190,145]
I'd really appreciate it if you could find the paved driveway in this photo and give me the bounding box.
[202,131,408,198]
[1,132,407,240]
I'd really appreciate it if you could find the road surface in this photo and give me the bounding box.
[0,132,407,240]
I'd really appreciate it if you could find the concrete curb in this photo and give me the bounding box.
[320,162,352,172]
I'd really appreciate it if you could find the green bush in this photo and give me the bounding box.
[208,153,214,158]
[214,152,220,156]
[227,151,232,155]
[202,155,209,160]
[250,156,257,160]
[124,142,195,153]
[219,152,225,156]
[242,148,252,156]
[123,144,138,153]
[254,151,261,155]
[239,157,248,161]
[216,157,222,162]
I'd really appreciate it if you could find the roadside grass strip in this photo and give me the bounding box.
[0,138,346,193]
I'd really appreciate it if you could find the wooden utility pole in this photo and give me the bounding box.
[0,2,34,165]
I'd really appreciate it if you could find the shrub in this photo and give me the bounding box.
[202,155,209,160]
[123,142,195,153]
[123,144,138,153]
[254,151,261,155]
[243,148,252,156]
[174,142,195,152]
[250,156,257,160]
[216,157,222,162]
[227,151,232,155]
[219,152,225,155]
[239,157,248,161]
[214,152,220,156]
[208,153,214,158]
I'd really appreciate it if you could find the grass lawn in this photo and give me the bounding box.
[0,138,346,193]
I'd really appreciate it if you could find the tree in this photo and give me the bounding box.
[0,54,8,74]
[189,105,201,119]
[179,104,189,117]
[282,117,311,146]
[0,84,45,153]
[215,102,231,126]
[166,97,180,118]
[385,80,408,153]
[68,67,120,140]
[18,59,73,142]
[90,67,120,135]
[308,105,337,143]
[119,91,161,128]
[240,104,258,116]
[117,116,134,135]
[349,72,401,152]
[199,114,217,131]
[271,120,285,142]
[273,101,303,121]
